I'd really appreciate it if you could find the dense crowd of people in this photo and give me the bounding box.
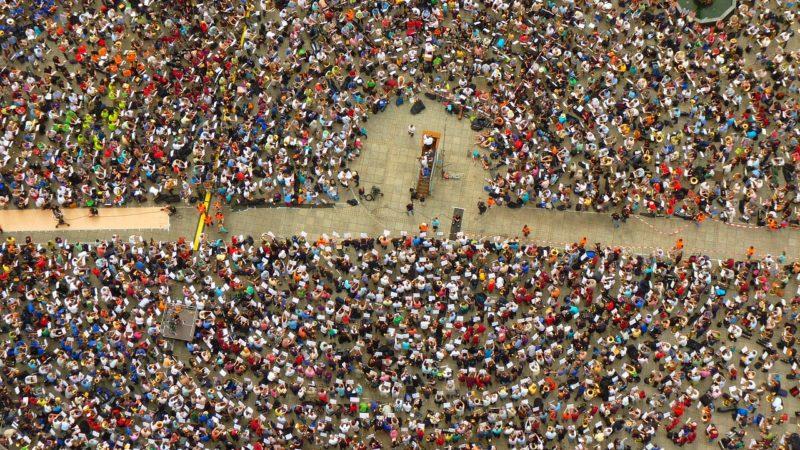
[470,2,800,229]
[0,231,797,449]
[0,0,797,225]
[1,0,800,449]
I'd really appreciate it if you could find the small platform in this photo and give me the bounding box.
[450,207,464,240]
[161,304,198,342]
[677,0,737,23]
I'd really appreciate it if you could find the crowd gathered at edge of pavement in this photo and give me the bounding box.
[0,0,798,227]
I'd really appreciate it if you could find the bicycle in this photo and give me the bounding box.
[360,186,384,201]
[441,163,463,180]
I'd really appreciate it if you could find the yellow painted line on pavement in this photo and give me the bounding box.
[240,9,250,48]
[192,190,212,251]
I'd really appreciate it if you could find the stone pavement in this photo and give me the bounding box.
[5,104,799,260]
[221,199,798,260]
